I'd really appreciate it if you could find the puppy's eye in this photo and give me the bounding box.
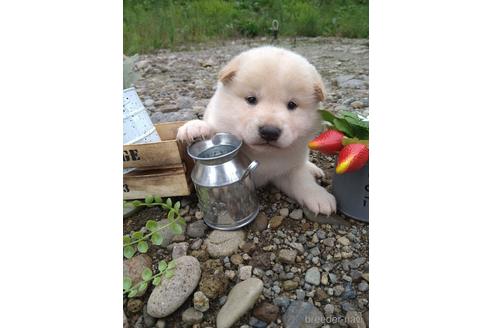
[245,96,257,105]
[287,101,297,110]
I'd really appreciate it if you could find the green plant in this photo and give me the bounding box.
[123,196,185,259]
[123,259,176,298]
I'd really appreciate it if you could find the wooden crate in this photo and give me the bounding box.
[123,121,194,200]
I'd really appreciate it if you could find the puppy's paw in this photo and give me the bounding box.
[176,120,212,143]
[299,188,337,216]
[306,161,325,179]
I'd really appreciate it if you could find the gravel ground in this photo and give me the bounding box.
[124,37,369,328]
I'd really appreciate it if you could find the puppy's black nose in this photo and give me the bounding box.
[259,125,282,141]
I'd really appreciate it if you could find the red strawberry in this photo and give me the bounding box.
[336,143,369,174]
[308,129,345,154]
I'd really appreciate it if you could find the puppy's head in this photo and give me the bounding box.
[214,46,325,151]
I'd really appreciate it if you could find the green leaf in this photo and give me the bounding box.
[167,260,176,270]
[151,232,164,246]
[131,200,142,207]
[145,195,154,204]
[174,201,180,211]
[166,198,172,207]
[123,245,136,259]
[154,196,163,203]
[137,241,149,253]
[138,281,148,293]
[158,260,167,272]
[164,269,175,279]
[167,210,176,221]
[123,277,132,291]
[128,289,138,298]
[169,221,182,235]
[145,220,158,232]
[333,118,354,138]
[132,231,143,241]
[176,217,186,226]
[123,235,132,245]
[142,267,153,281]
[152,276,161,286]
[319,110,337,124]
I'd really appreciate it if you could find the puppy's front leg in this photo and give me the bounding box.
[272,163,336,216]
[176,119,214,143]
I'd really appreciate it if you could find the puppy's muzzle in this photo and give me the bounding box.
[259,125,282,142]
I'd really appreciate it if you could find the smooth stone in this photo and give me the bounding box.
[282,301,324,328]
[249,317,268,328]
[182,308,203,324]
[144,99,155,107]
[205,230,245,257]
[283,280,299,291]
[216,278,264,328]
[147,256,201,318]
[305,267,321,286]
[142,305,156,327]
[187,220,208,238]
[279,208,289,217]
[239,265,253,280]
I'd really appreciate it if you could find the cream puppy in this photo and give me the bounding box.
[177,46,336,216]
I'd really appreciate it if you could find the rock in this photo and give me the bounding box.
[187,220,208,238]
[190,239,203,250]
[351,100,364,109]
[231,254,243,265]
[254,303,279,323]
[155,319,166,328]
[239,265,253,280]
[147,256,201,318]
[278,249,297,264]
[251,212,268,231]
[199,260,229,299]
[156,219,186,247]
[289,209,303,220]
[205,230,245,257]
[350,257,366,269]
[123,312,129,328]
[249,317,268,328]
[177,96,194,109]
[123,203,142,218]
[305,267,321,286]
[143,305,156,327]
[334,285,345,296]
[127,299,143,313]
[314,288,328,302]
[321,273,328,285]
[269,216,284,229]
[240,241,256,254]
[279,208,289,217]
[362,273,369,282]
[216,278,264,328]
[123,254,152,297]
[283,280,298,291]
[195,211,204,219]
[358,281,369,292]
[193,291,209,312]
[345,311,366,328]
[337,236,351,246]
[144,99,155,107]
[151,111,196,124]
[342,283,357,300]
[191,249,209,262]
[172,242,188,259]
[282,301,324,328]
[324,303,335,315]
[250,252,272,269]
[273,296,291,311]
[182,308,203,324]
[290,242,304,253]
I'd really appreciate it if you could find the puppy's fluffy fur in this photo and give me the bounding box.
[177,46,336,215]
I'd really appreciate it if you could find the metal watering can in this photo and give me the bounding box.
[187,133,259,230]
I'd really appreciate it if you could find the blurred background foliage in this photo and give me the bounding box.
[124,0,369,55]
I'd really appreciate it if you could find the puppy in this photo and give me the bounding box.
[177,46,336,216]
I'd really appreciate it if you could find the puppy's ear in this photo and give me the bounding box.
[313,71,326,102]
[218,56,240,84]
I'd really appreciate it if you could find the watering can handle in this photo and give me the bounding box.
[241,160,259,180]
